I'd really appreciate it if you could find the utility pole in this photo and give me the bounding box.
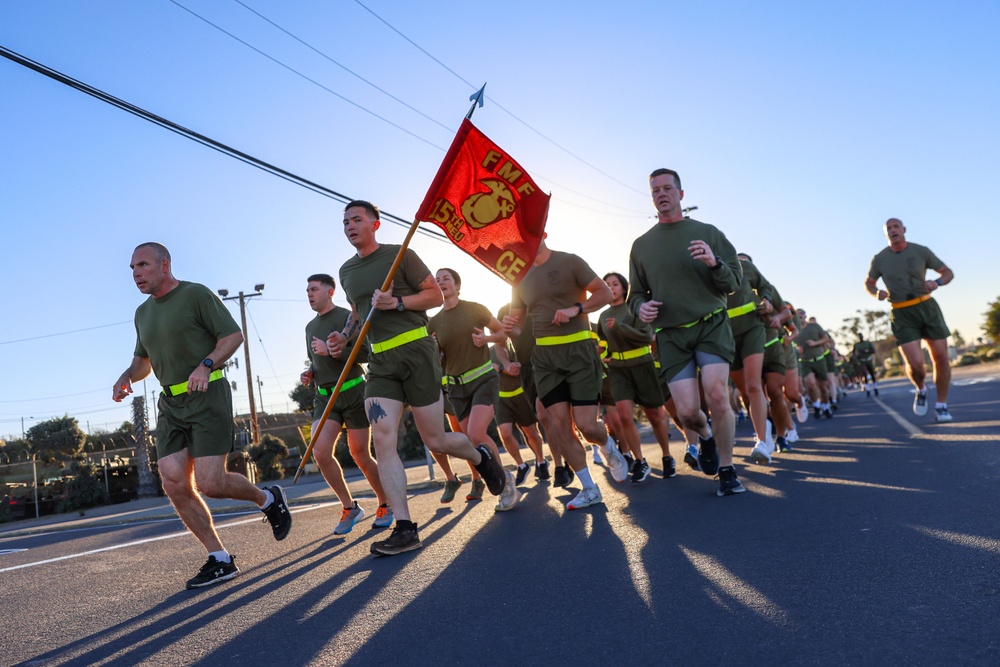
[218,285,264,445]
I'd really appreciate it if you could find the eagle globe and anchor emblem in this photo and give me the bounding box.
[461,178,518,229]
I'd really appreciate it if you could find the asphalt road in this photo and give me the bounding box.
[2,363,999,666]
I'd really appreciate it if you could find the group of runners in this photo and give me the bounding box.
[113,170,955,589]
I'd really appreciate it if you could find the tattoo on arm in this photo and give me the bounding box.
[367,400,388,424]
[341,313,361,341]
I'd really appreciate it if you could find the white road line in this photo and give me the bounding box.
[0,504,329,574]
[872,397,925,438]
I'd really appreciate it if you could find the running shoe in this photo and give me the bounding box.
[935,406,953,423]
[372,504,393,528]
[775,436,792,453]
[567,486,603,510]
[592,445,603,465]
[914,390,929,416]
[495,471,521,512]
[813,406,822,420]
[466,479,486,501]
[370,523,422,556]
[473,444,507,496]
[796,397,809,423]
[716,466,746,497]
[786,428,800,444]
[603,443,630,483]
[334,502,366,535]
[261,485,292,541]
[750,439,773,465]
[630,459,651,483]
[535,460,551,481]
[684,444,701,471]
[697,434,720,476]
[186,555,239,589]
[823,407,833,419]
[662,455,677,479]
[514,463,531,486]
[552,465,575,488]
[441,478,463,503]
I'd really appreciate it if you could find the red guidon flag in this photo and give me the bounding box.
[416,119,549,286]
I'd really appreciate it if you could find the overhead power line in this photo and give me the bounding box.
[0,44,449,243]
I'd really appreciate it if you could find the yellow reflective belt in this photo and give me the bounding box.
[446,360,494,385]
[166,369,224,396]
[892,293,932,309]
[676,308,724,329]
[535,329,593,346]
[611,345,651,361]
[499,386,524,398]
[371,326,428,354]
[317,376,364,395]
[726,301,756,318]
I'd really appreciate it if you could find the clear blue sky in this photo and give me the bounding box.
[2,1,998,438]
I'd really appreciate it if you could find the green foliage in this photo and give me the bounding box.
[951,329,966,348]
[984,296,1000,342]
[289,382,314,413]
[26,415,86,461]
[63,460,110,513]
[954,354,982,367]
[247,434,289,482]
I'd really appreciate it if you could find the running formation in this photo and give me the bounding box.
[113,171,955,588]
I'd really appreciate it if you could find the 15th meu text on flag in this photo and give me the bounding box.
[415,119,550,285]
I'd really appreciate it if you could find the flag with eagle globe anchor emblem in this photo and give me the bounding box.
[416,119,550,286]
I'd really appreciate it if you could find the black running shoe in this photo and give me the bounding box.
[186,555,239,589]
[515,463,531,486]
[370,523,422,556]
[823,408,833,419]
[553,465,569,488]
[473,444,506,496]
[262,485,292,541]
[813,406,822,419]
[535,460,551,481]
[775,436,792,453]
[630,459,651,483]
[698,435,720,476]
[622,452,635,469]
[716,466,746,497]
[662,455,677,479]
[683,448,701,471]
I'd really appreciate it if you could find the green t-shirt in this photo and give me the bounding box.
[133,281,241,386]
[428,300,493,376]
[597,302,653,367]
[867,242,945,304]
[852,340,876,360]
[305,306,365,387]
[795,321,829,360]
[490,344,522,392]
[339,244,433,345]
[628,217,742,329]
[498,302,536,367]
[511,250,598,339]
[763,286,787,344]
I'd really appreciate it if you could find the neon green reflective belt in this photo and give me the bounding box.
[535,329,593,346]
[317,376,365,395]
[764,336,782,348]
[499,387,524,399]
[166,369,224,396]
[662,308,724,330]
[446,360,494,385]
[371,326,428,354]
[611,346,651,361]
[726,301,756,318]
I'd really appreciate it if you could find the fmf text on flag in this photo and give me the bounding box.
[416,119,549,286]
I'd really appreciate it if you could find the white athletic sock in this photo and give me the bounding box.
[575,466,595,489]
[258,488,274,509]
[936,402,947,409]
[209,549,231,563]
[813,401,821,409]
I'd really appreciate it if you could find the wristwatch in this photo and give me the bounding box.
[575,302,584,316]
[396,296,405,312]
[201,358,214,369]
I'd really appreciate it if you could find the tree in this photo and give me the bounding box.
[63,459,111,513]
[26,415,86,461]
[289,382,314,413]
[951,329,966,348]
[836,308,892,350]
[247,434,289,481]
[984,296,1000,342]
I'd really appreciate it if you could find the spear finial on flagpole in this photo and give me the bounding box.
[466,83,486,120]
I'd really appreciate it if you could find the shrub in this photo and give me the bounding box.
[247,435,289,482]
[63,460,111,513]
